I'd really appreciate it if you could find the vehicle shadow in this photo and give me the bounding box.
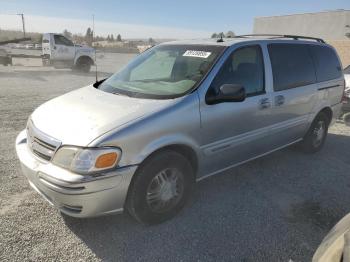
[63,130,350,261]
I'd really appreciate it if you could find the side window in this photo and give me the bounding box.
[211,45,265,96]
[54,35,74,46]
[309,45,342,82]
[268,44,316,91]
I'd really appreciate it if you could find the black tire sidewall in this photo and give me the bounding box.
[76,59,91,73]
[79,63,91,73]
[302,112,329,153]
[127,151,194,224]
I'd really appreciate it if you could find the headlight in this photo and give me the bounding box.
[52,146,121,174]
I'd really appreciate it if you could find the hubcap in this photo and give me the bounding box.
[146,168,184,213]
[312,120,326,147]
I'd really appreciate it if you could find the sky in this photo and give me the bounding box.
[0,0,349,39]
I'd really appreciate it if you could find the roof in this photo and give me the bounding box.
[160,36,327,47]
[160,38,246,47]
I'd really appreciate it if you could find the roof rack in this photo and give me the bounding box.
[234,34,326,43]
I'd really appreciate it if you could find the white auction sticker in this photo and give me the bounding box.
[183,50,211,58]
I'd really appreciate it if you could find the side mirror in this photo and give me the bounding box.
[206,84,246,105]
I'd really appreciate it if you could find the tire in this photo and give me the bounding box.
[300,112,329,153]
[75,59,91,73]
[126,150,194,225]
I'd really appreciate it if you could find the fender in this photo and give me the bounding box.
[74,50,95,66]
[131,133,201,166]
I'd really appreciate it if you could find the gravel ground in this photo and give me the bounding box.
[1,53,350,261]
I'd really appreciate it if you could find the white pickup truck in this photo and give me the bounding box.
[42,33,95,72]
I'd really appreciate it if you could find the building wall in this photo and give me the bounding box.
[253,10,350,40]
[253,10,350,67]
[329,40,350,67]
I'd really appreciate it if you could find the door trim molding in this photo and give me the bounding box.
[197,138,302,182]
[201,115,308,155]
[201,125,270,155]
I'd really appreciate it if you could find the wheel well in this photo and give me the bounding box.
[124,144,198,209]
[319,107,333,125]
[143,145,198,175]
[76,56,94,65]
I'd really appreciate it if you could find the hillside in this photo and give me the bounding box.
[0,29,42,42]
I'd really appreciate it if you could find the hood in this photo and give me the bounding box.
[31,85,175,146]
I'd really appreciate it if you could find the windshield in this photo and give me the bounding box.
[98,44,225,99]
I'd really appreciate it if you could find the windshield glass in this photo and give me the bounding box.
[98,44,225,99]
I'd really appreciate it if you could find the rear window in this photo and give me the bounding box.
[309,45,342,82]
[268,44,316,91]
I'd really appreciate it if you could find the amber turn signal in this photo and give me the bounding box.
[95,152,118,168]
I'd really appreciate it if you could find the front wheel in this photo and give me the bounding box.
[126,150,194,225]
[300,112,329,153]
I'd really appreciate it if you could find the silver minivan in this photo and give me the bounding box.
[16,35,345,224]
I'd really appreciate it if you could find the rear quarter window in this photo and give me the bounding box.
[309,45,342,82]
[268,44,316,91]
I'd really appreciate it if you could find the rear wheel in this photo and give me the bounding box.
[75,58,92,73]
[126,150,194,225]
[300,112,329,153]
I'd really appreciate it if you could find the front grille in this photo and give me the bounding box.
[26,120,61,161]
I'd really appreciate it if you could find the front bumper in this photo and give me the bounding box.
[15,130,137,218]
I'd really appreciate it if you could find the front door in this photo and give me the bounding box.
[51,34,76,62]
[198,44,274,177]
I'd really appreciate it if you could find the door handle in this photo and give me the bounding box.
[275,95,285,106]
[259,98,271,109]
[53,46,57,50]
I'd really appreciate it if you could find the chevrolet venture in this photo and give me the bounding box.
[16,35,345,224]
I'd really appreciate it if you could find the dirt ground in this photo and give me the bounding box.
[1,53,350,261]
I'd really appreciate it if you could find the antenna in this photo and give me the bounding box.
[92,14,98,82]
[17,13,25,38]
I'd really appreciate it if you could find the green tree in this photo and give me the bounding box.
[63,29,72,39]
[117,34,122,42]
[211,33,218,38]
